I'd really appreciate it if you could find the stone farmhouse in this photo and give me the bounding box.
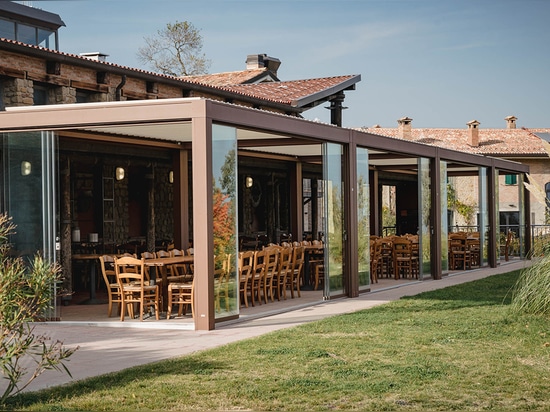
[360,117,550,231]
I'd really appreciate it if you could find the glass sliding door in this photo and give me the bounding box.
[212,124,238,319]
[2,131,58,318]
[322,143,344,298]
[478,167,488,266]
[440,161,449,274]
[357,147,370,291]
[2,131,58,260]
[417,157,431,279]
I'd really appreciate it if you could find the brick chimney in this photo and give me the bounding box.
[467,120,480,147]
[397,116,413,139]
[505,115,517,129]
[246,54,281,77]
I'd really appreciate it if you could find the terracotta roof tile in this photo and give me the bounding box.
[182,69,273,86]
[220,75,359,106]
[360,126,549,157]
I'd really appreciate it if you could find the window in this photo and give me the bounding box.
[33,86,48,105]
[505,174,517,185]
[545,182,550,202]
[0,18,15,40]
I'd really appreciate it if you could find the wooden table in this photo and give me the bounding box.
[72,254,103,304]
[143,255,194,310]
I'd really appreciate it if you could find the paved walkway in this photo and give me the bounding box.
[21,260,529,393]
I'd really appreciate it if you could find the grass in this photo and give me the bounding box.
[6,270,550,411]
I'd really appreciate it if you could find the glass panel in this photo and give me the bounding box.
[518,173,525,258]
[17,23,36,45]
[212,124,238,319]
[417,157,431,279]
[0,18,15,40]
[2,131,58,319]
[322,143,344,297]
[356,147,370,291]
[478,167,488,266]
[37,28,55,49]
[440,161,449,273]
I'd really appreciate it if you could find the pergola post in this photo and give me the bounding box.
[192,113,215,331]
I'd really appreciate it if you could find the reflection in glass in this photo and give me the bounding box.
[418,157,431,278]
[212,124,238,319]
[440,161,448,273]
[356,147,370,290]
[323,143,344,296]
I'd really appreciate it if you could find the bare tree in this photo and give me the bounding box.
[137,21,211,77]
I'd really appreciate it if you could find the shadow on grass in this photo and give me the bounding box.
[401,270,520,308]
[5,357,228,410]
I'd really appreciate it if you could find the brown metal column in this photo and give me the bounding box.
[522,173,531,257]
[192,112,215,331]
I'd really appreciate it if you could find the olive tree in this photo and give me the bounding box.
[137,20,211,76]
[0,214,77,404]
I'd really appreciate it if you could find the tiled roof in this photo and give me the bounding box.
[0,38,359,111]
[359,126,550,157]
[183,68,276,86]
[220,75,360,107]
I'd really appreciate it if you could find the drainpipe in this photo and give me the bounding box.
[115,75,126,101]
[0,81,5,111]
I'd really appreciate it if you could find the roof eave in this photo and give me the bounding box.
[291,74,361,108]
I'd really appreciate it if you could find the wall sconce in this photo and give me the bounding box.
[169,170,174,184]
[245,176,253,188]
[21,161,32,176]
[115,167,125,181]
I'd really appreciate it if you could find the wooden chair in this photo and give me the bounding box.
[379,237,393,278]
[260,246,279,303]
[449,233,470,270]
[286,245,304,298]
[273,246,292,300]
[167,279,194,319]
[140,251,160,282]
[238,250,254,307]
[370,239,382,283]
[169,248,191,282]
[249,249,265,306]
[467,237,481,267]
[392,237,415,279]
[99,255,121,317]
[214,254,231,312]
[313,262,324,291]
[115,256,160,321]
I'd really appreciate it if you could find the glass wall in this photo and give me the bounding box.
[2,131,57,260]
[478,167,488,266]
[417,157,431,279]
[212,125,238,318]
[1,131,58,319]
[440,161,449,273]
[357,147,370,291]
[322,143,344,297]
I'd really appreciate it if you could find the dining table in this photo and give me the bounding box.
[143,255,194,311]
[72,253,104,305]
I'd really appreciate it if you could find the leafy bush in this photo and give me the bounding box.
[0,214,77,404]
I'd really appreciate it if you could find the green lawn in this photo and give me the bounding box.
[7,270,550,411]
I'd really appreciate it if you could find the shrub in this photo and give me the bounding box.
[0,214,77,404]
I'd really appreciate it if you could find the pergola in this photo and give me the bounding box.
[0,98,530,330]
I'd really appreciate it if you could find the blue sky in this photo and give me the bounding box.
[27,0,550,129]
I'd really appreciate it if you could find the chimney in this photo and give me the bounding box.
[505,115,517,129]
[80,52,108,62]
[467,120,480,147]
[246,54,281,76]
[397,116,413,139]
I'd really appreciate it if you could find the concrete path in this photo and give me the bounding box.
[20,260,529,393]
